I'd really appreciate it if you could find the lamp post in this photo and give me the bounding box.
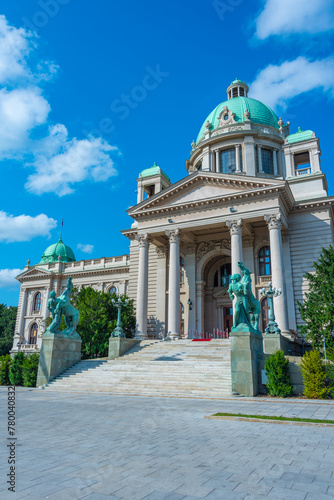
[111,295,128,338]
[260,282,282,334]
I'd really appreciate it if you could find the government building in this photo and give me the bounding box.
[12,79,334,353]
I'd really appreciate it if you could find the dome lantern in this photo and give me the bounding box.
[226,78,249,99]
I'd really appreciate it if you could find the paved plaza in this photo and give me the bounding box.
[1,389,334,499]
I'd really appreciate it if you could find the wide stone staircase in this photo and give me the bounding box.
[44,339,232,398]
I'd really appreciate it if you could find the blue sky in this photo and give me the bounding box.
[1,0,334,305]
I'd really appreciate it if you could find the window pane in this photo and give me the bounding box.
[259,246,271,275]
[220,148,236,174]
[261,149,273,174]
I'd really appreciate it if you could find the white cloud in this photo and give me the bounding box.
[77,243,94,254]
[255,0,334,39]
[0,211,57,242]
[0,15,118,195]
[249,57,334,110]
[26,126,118,196]
[0,268,23,288]
[0,87,50,158]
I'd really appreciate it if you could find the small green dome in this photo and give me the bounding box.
[39,238,76,264]
[196,96,280,144]
[139,162,170,182]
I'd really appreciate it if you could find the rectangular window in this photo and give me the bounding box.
[261,149,274,174]
[220,148,236,174]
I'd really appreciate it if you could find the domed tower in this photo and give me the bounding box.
[39,238,76,264]
[186,78,291,179]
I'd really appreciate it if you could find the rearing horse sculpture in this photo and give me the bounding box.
[46,277,80,337]
[228,261,261,333]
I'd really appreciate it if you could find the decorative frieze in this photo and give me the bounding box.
[196,241,215,262]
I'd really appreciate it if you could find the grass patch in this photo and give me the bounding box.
[212,413,334,424]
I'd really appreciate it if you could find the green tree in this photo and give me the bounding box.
[70,287,136,359]
[9,352,25,385]
[22,354,40,387]
[0,304,17,356]
[0,354,12,385]
[300,350,331,399]
[298,245,334,352]
[264,350,293,397]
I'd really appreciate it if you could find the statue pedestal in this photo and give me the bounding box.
[108,338,140,360]
[37,334,82,387]
[230,327,263,396]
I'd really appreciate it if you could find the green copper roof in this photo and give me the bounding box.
[286,127,314,144]
[39,238,76,264]
[232,78,244,84]
[139,162,170,182]
[196,96,280,144]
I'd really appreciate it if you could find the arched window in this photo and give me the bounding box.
[109,286,117,294]
[180,303,184,337]
[180,256,185,283]
[30,323,38,345]
[33,292,41,312]
[259,246,271,276]
[261,298,270,332]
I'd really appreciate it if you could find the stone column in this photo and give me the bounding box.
[226,220,243,276]
[273,149,278,175]
[135,233,150,339]
[235,145,241,173]
[166,229,181,339]
[257,145,263,173]
[264,214,289,333]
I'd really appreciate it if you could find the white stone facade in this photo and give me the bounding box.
[13,80,334,348]
[12,256,130,354]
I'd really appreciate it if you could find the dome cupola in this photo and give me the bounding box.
[39,238,76,264]
[226,78,249,99]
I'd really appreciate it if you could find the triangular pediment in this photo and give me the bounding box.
[128,171,287,216]
[17,267,52,281]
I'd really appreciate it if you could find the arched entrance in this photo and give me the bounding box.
[202,255,233,334]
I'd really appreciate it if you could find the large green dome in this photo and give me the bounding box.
[196,96,279,144]
[39,238,76,264]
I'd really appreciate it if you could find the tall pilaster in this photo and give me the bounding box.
[166,228,180,339]
[226,220,243,276]
[235,145,241,173]
[264,214,289,333]
[155,246,168,338]
[17,287,27,339]
[135,233,150,339]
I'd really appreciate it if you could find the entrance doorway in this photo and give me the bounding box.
[223,307,233,332]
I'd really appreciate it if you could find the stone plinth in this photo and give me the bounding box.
[108,338,140,360]
[230,328,263,396]
[37,334,82,387]
[263,333,306,356]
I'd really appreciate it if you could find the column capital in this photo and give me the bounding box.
[135,233,150,248]
[165,228,180,244]
[226,219,243,235]
[155,245,168,258]
[264,213,282,230]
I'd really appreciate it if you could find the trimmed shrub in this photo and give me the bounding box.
[0,354,12,385]
[9,352,25,386]
[22,354,39,387]
[264,349,293,397]
[300,350,331,399]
